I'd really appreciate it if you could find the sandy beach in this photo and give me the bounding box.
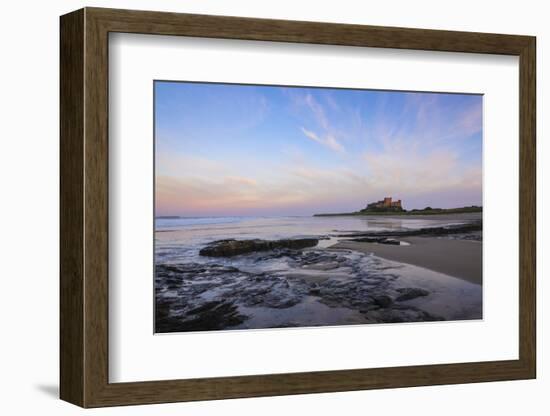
[333,236,482,285]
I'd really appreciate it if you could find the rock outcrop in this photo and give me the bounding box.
[334,221,482,238]
[199,238,319,257]
[349,236,402,245]
[395,287,430,301]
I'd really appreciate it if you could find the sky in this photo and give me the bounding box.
[155,81,482,217]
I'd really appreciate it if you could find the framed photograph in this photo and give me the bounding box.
[60,7,536,407]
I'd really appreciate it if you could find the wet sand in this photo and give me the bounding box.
[333,236,482,285]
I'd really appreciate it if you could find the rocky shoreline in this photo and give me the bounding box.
[155,218,482,332]
[334,220,482,239]
[155,249,448,333]
[197,221,482,259]
[199,237,320,257]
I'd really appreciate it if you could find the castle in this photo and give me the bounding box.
[364,197,404,212]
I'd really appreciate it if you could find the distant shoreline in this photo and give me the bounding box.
[314,206,482,217]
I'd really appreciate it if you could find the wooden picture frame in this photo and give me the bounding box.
[60,7,536,408]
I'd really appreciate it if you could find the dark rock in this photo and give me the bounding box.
[349,237,402,245]
[309,285,321,295]
[395,287,430,301]
[373,295,393,308]
[365,305,444,323]
[155,300,248,333]
[199,238,319,257]
[444,231,482,242]
[349,236,387,243]
[335,220,482,238]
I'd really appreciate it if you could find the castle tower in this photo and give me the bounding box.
[383,197,392,207]
[392,199,402,209]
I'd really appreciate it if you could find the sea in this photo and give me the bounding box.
[155,215,476,263]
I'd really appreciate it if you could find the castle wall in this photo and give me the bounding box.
[365,197,403,211]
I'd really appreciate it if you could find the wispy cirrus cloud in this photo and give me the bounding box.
[304,93,329,130]
[300,127,345,153]
[367,93,483,168]
[294,93,346,153]
[455,98,482,138]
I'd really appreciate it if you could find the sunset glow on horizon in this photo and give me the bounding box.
[155,81,482,217]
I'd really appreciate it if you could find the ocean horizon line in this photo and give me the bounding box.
[155,214,314,219]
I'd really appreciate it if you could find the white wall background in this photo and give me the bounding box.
[0,0,545,414]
